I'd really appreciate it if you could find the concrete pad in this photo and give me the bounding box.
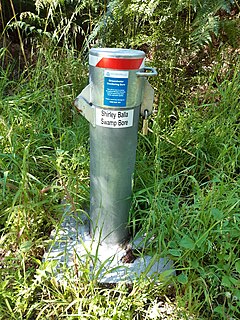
[44,208,174,283]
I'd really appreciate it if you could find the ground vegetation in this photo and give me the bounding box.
[0,0,239,319]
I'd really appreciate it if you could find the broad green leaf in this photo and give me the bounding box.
[233,289,240,300]
[179,236,195,250]
[177,273,188,284]
[235,261,240,274]
[191,259,199,268]
[214,305,224,314]
[228,276,239,286]
[221,275,232,288]
[168,249,182,257]
[20,240,33,253]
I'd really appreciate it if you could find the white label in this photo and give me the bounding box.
[96,108,134,128]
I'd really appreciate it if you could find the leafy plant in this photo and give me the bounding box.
[1,1,240,319]
[4,0,107,51]
[177,0,240,48]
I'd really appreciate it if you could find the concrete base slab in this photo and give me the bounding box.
[44,209,174,283]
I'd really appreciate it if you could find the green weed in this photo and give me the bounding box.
[1,2,240,318]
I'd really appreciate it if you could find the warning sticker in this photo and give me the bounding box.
[96,108,134,128]
[104,70,129,107]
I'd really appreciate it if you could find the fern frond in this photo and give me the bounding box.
[220,19,240,47]
[191,15,220,48]
[6,20,51,38]
[190,0,237,48]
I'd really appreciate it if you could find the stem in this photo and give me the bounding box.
[9,0,28,66]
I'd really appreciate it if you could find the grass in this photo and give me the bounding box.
[0,41,239,319]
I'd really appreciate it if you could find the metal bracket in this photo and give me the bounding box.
[136,67,157,77]
[74,84,96,127]
[140,79,155,116]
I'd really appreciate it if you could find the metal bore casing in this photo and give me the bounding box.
[74,48,156,245]
[88,48,146,244]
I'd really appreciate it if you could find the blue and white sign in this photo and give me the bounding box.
[104,70,129,107]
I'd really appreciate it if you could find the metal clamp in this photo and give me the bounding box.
[74,84,96,127]
[140,79,154,116]
[136,67,157,77]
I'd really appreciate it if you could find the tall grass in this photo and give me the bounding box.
[0,46,90,318]
[131,49,240,318]
[0,15,240,320]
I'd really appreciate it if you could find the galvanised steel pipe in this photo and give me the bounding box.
[74,48,156,245]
